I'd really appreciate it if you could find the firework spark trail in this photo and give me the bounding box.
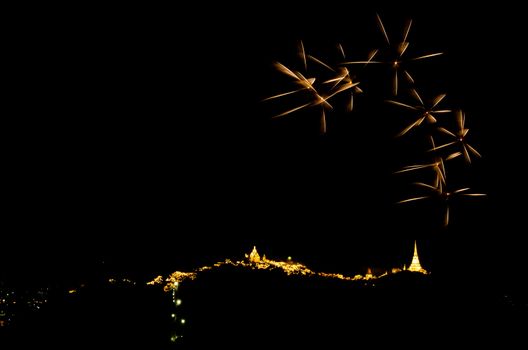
[432,110,482,163]
[299,40,307,71]
[266,61,334,130]
[398,181,486,226]
[265,42,365,133]
[377,13,391,46]
[387,88,451,136]
[344,14,443,95]
[299,55,357,107]
[308,54,336,72]
[326,45,364,111]
[396,112,484,226]
[263,15,484,227]
[396,159,447,193]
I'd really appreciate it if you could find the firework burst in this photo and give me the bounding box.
[264,60,333,133]
[432,110,482,163]
[264,15,485,230]
[344,14,443,95]
[264,41,363,133]
[398,182,486,226]
[323,44,364,112]
[387,88,451,136]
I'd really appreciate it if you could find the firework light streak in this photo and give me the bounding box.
[433,110,482,163]
[387,89,451,136]
[266,60,334,134]
[326,45,364,112]
[263,15,484,228]
[396,159,448,193]
[344,14,443,95]
[299,40,307,71]
[398,182,486,226]
[265,41,365,133]
[396,127,484,226]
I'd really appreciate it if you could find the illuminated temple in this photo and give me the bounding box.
[249,246,261,263]
[407,240,427,274]
[151,242,432,291]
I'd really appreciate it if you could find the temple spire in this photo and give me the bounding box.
[249,246,261,263]
[408,240,427,274]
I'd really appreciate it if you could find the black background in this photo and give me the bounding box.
[3,3,526,292]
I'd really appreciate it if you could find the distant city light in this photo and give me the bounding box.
[176,299,182,306]
[181,319,186,324]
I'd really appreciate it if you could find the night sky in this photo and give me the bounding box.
[3,3,526,290]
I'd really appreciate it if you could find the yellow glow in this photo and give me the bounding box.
[151,245,431,290]
[176,299,182,306]
[408,241,428,274]
[249,246,261,263]
[181,319,186,324]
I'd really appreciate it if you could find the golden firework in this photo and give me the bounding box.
[398,182,486,226]
[264,61,333,133]
[432,110,482,163]
[344,14,443,95]
[387,88,451,136]
[265,41,363,133]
